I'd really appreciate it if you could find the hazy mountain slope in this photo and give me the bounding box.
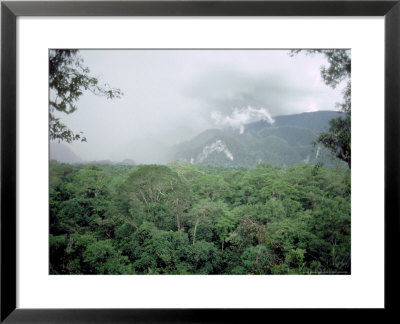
[248,110,341,132]
[172,111,343,167]
[50,142,81,164]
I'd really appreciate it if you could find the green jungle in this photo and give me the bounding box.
[50,161,350,274]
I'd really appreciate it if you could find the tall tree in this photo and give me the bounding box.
[117,165,192,231]
[49,49,123,143]
[290,49,351,168]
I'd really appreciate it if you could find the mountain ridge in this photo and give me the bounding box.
[50,110,344,166]
[172,110,343,167]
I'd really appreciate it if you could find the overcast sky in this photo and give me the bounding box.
[53,49,346,163]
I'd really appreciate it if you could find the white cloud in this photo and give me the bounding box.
[211,106,275,134]
[197,140,234,162]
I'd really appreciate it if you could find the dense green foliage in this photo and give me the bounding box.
[50,161,350,275]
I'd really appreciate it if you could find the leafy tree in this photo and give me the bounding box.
[185,240,222,274]
[83,239,130,274]
[290,49,351,167]
[186,199,230,248]
[69,165,110,199]
[49,49,123,143]
[118,165,192,231]
[318,116,351,167]
[214,206,236,251]
[237,245,274,274]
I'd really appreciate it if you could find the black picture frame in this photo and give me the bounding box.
[1,0,399,322]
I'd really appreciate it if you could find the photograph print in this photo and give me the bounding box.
[49,49,351,275]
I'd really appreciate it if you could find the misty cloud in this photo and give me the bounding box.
[183,68,341,119]
[211,106,275,134]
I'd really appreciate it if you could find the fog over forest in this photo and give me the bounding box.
[51,50,345,164]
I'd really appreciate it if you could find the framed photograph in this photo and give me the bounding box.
[1,0,398,322]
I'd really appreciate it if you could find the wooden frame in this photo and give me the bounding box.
[1,0,399,322]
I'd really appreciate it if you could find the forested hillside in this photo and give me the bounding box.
[172,111,343,167]
[50,161,350,274]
